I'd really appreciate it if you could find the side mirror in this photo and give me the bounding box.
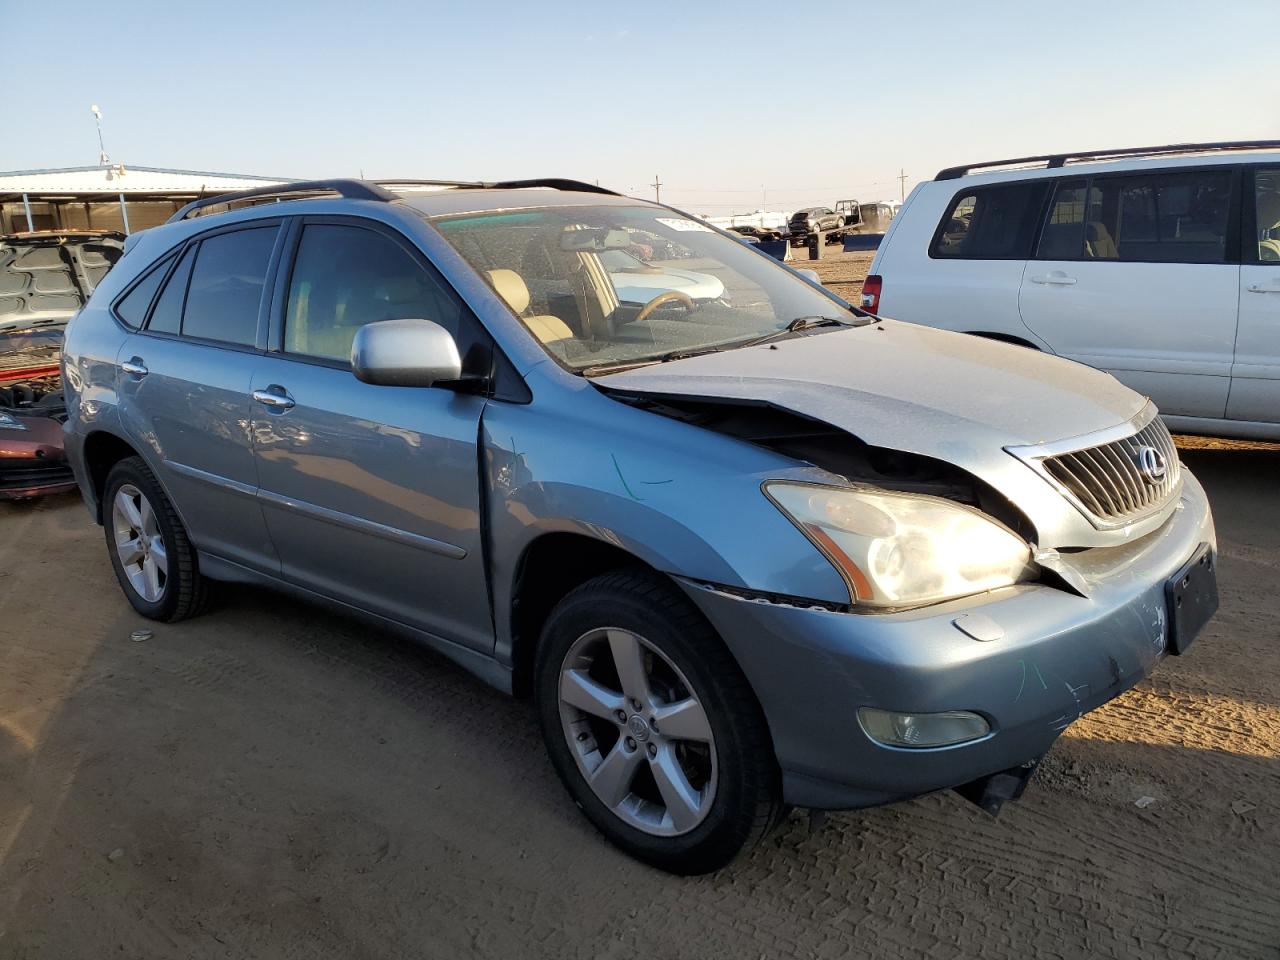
[351,318,462,387]
[796,268,821,284]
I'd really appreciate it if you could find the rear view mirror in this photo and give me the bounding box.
[559,227,632,252]
[351,318,462,387]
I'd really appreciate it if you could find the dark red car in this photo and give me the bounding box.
[0,231,124,499]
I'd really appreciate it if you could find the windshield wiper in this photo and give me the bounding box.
[581,344,727,377]
[734,315,854,349]
[580,317,858,377]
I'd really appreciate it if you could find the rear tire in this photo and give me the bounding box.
[103,456,208,622]
[535,570,783,874]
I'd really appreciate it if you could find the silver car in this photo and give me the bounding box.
[61,179,1219,874]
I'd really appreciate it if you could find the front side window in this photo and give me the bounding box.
[931,181,1047,259]
[283,224,462,363]
[435,204,856,372]
[181,227,277,346]
[1254,168,1280,262]
[1037,171,1231,263]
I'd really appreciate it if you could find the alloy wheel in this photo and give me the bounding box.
[112,483,168,603]
[558,627,717,836]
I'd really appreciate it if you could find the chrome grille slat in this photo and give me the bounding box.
[1045,455,1108,516]
[1080,447,1129,514]
[1098,442,1143,510]
[1035,412,1181,528]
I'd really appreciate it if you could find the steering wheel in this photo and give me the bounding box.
[633,290,696,325]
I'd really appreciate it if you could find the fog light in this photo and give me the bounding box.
[858,708,990,748]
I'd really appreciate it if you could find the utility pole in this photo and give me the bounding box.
[898,168,908,202]
[650,174,662,203]
[91,104,109,165]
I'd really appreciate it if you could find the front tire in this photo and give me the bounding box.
[535,570,783,874]
[103,456,208,622]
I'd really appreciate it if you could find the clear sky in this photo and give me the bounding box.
[2,0,1273,214]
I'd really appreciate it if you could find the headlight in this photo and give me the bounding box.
[764,482,1035,609]
[0,411,29,431]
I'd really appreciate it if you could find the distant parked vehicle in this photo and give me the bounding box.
[726,225,774,242]
[0,230,124,498]
[854,201,897,233]
[788,206,843,245]
[867,140,1280,441]
[834,200,863,232]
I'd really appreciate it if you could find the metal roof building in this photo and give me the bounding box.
[0,165,293,235]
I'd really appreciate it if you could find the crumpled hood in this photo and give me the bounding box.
[596,320,1151,548]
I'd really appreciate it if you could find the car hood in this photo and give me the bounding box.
[608,267,726,303]
[595,319,1152,548]
[0,231,125,329]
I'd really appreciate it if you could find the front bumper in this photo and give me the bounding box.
[678,470,1216,809]
[0,415,76,499]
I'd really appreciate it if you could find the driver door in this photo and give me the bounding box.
[250,217,494,652]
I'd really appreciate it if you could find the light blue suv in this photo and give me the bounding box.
[62,179,1219,873]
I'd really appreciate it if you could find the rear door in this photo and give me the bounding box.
[1018,168,1239,418]
[1228,165,1280,423]
[249,217,493,651]
[115,222,283,574]
[885,179,1047,334]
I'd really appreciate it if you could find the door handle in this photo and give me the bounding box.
[1030,274,1077,285]
[251,387,295,410]
[120,357,149,378]
[1246,281,1280,294]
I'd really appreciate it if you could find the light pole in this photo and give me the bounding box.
[91,104,109,165]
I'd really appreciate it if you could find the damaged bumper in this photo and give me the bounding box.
[677,470,1216,811]
[0,414,76,499]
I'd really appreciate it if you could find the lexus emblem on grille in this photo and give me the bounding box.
[1136,445,1167,484]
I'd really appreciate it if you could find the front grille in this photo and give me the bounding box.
[1039,415,1181,526]
[0,461,74,490]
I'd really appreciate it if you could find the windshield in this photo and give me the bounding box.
[434,205,854,372]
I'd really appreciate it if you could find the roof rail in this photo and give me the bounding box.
[167,176,623,224]
[373,178,619,196]
[935,140,1280,181]
[486,178,621,196]
[168,179,394,223]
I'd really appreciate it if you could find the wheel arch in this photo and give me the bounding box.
[507,531,687,699]
[82,429,144,523]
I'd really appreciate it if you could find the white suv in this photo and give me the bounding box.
[865,141,1280,440]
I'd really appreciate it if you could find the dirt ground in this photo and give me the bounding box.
[1,302,1278,958]
[792,246,878,304]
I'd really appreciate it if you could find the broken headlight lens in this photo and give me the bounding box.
[763,482,1035,608]
[0,411,29,431]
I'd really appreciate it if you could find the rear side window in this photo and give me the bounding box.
[181,227,277,346]
[147,245,196,335]
[1037,171,1232,263]
[1036,180,1088,259]
[930,182,1047,259]
[114,253,174,328]
[1252,168,1280,262]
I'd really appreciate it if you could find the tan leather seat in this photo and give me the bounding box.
[487,269,574,343]
[1085,221,1119,259]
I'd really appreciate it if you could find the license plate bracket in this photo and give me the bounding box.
[1164,543,1218,656]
